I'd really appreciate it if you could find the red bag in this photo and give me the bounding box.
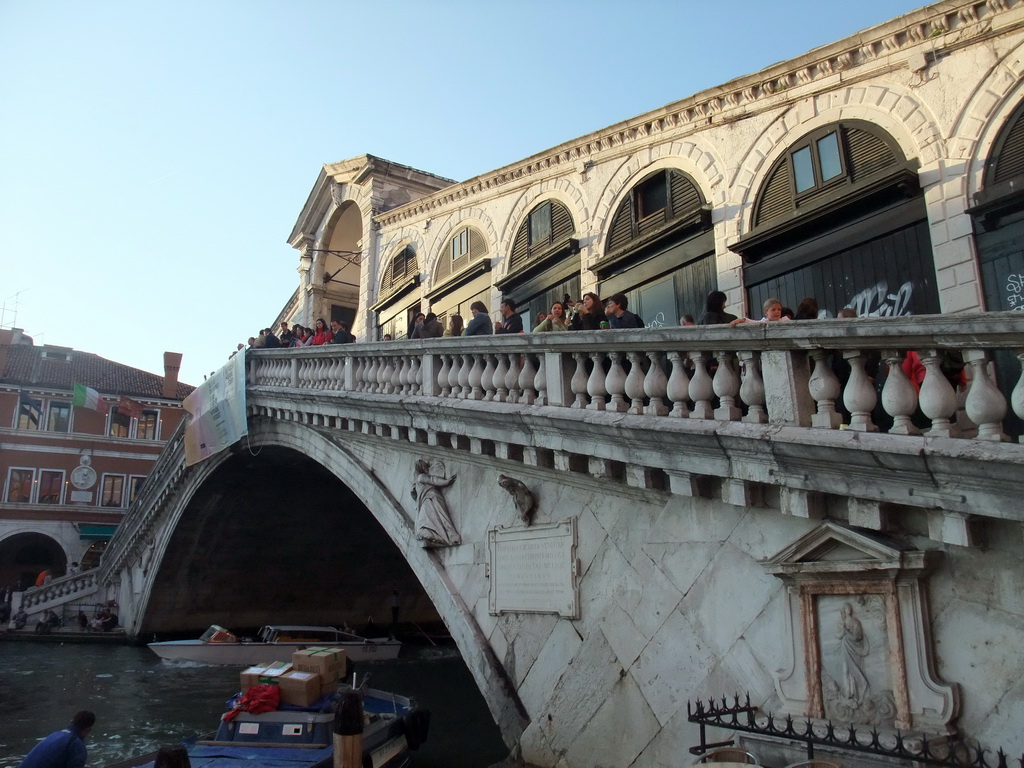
[222,683,280,722]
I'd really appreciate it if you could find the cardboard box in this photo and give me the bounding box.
[240,664,269,692]
[292,647,346,682]
[277,670,322,707]
[257,660,292,684]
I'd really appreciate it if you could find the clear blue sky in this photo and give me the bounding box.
[1,0,927,387]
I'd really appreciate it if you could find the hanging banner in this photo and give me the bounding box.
[182,350,248,466]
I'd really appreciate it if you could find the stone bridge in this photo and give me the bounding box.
[96,316,1024,766]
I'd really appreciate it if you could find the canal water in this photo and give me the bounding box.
[0,640,509,767]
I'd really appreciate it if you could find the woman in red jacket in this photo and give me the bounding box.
[310,318,331,346]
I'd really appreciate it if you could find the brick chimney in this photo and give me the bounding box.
[163,352,183,399]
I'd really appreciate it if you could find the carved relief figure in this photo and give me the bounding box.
[820,595,896,726]
[412,459,460,547]
[837,602,870,706]
[497,474,535,526]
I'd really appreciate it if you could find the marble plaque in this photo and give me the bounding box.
[70,491,93,503]
[488,519,578,618]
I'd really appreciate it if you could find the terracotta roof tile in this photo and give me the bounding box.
[0,344,194,400]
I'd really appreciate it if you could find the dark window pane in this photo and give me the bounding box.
[109,411,130,438]
[38,471,63,504]
[47,402,71,432]
[6,469,33,503]
[17,396,41,430]
[137,411,158,440]
[636,174,668,220]
[793,146,814,193]
[818,132,842,181]
[101,475,125,507]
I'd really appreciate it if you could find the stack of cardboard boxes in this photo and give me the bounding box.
[239,646,348,707]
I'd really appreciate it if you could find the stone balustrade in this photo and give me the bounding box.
[20,570,98,613]
[248,313,1024,442]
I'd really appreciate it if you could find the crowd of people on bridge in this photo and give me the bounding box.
[239,289,868,353]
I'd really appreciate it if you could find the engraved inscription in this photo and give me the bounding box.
[488,519,578,618]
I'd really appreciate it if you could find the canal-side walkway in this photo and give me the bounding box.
[0,624,129,644]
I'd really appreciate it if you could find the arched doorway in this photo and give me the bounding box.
[0,532,66,591]
[317,201,364,333]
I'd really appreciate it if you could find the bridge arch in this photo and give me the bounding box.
[128,417,527,749]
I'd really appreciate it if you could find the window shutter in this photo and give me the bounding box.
[992,107,1024,184]
[607,201,635,252]
[551,201,573,242]
[669,170,701,217]
[846,126,896,181]
[754,161,792,226]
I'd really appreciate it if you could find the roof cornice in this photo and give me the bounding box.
[376,0,1024,229]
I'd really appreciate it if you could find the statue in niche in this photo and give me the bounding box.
[836,602,870,706]
[821,595,896,726]
[412,459,460,547]
[497,474,535,526]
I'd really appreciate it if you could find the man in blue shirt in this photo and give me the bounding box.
[495,298,524,334]
[18,711,94,768]
[605,293,643,329]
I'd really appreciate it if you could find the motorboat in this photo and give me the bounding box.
[147,624,401,665]
[126,676,429,768]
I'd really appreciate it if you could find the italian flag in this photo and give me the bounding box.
[72,383,102,411]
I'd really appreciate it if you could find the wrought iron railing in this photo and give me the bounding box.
[688,694,1023,768]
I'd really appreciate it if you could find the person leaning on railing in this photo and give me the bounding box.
[570,293,606,330]
[534,301,570,332]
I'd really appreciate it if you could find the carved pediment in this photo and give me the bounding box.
[764,521,933,579]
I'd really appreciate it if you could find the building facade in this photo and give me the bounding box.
[280,0,1024,371]
[0,328,191,590]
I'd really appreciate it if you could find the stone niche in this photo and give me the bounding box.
[763,522,959,734]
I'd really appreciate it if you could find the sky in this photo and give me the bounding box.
[0,0,929,387]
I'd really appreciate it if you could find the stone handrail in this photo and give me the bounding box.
[247,313,1024,443]
[97,418,189,582]
[20,570,99,613]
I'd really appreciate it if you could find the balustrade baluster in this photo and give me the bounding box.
[843,350,878,432]
[352,357,364,391]
[469,355,486,400]
[457,354,472,399]
[644,351,668,417]
[481,354,497,401]
[713,351,741,421]
[667,352,691,417]
[689,352,714,419]
[328,357,342,390]
[494,353,510,402]
[391,356,404,394]
[1013,352,1024,444]
[534,354,548,406]
[586,352,607,411]
[380,356,393,394]
[519,354,537,404]
[625,352,647,414]
[314,358,327,390]
[339,357,351,391]
[963,349,1008,441]
[409,355,422,395]
[571,353,590,409]
[881,351,920,435]
[363,357,377,393]
[738,350,767,423]
[438,354,452,397]
[918,349,959,437]
[505,353,521,403]
[808,349,843,429]
[606,352,628,412]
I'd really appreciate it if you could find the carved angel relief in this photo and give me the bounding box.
[411,459,459,547]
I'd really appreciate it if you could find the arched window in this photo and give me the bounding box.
[498,201,579,329]
[379,246,419,302]
[372,244,422,341]
[594,169,713,328]
[428,226,491,324]
[733,120,938,321]
[434,227,488,284]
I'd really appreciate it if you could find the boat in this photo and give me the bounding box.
[148,624,401,665]
[125,676,429,768]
